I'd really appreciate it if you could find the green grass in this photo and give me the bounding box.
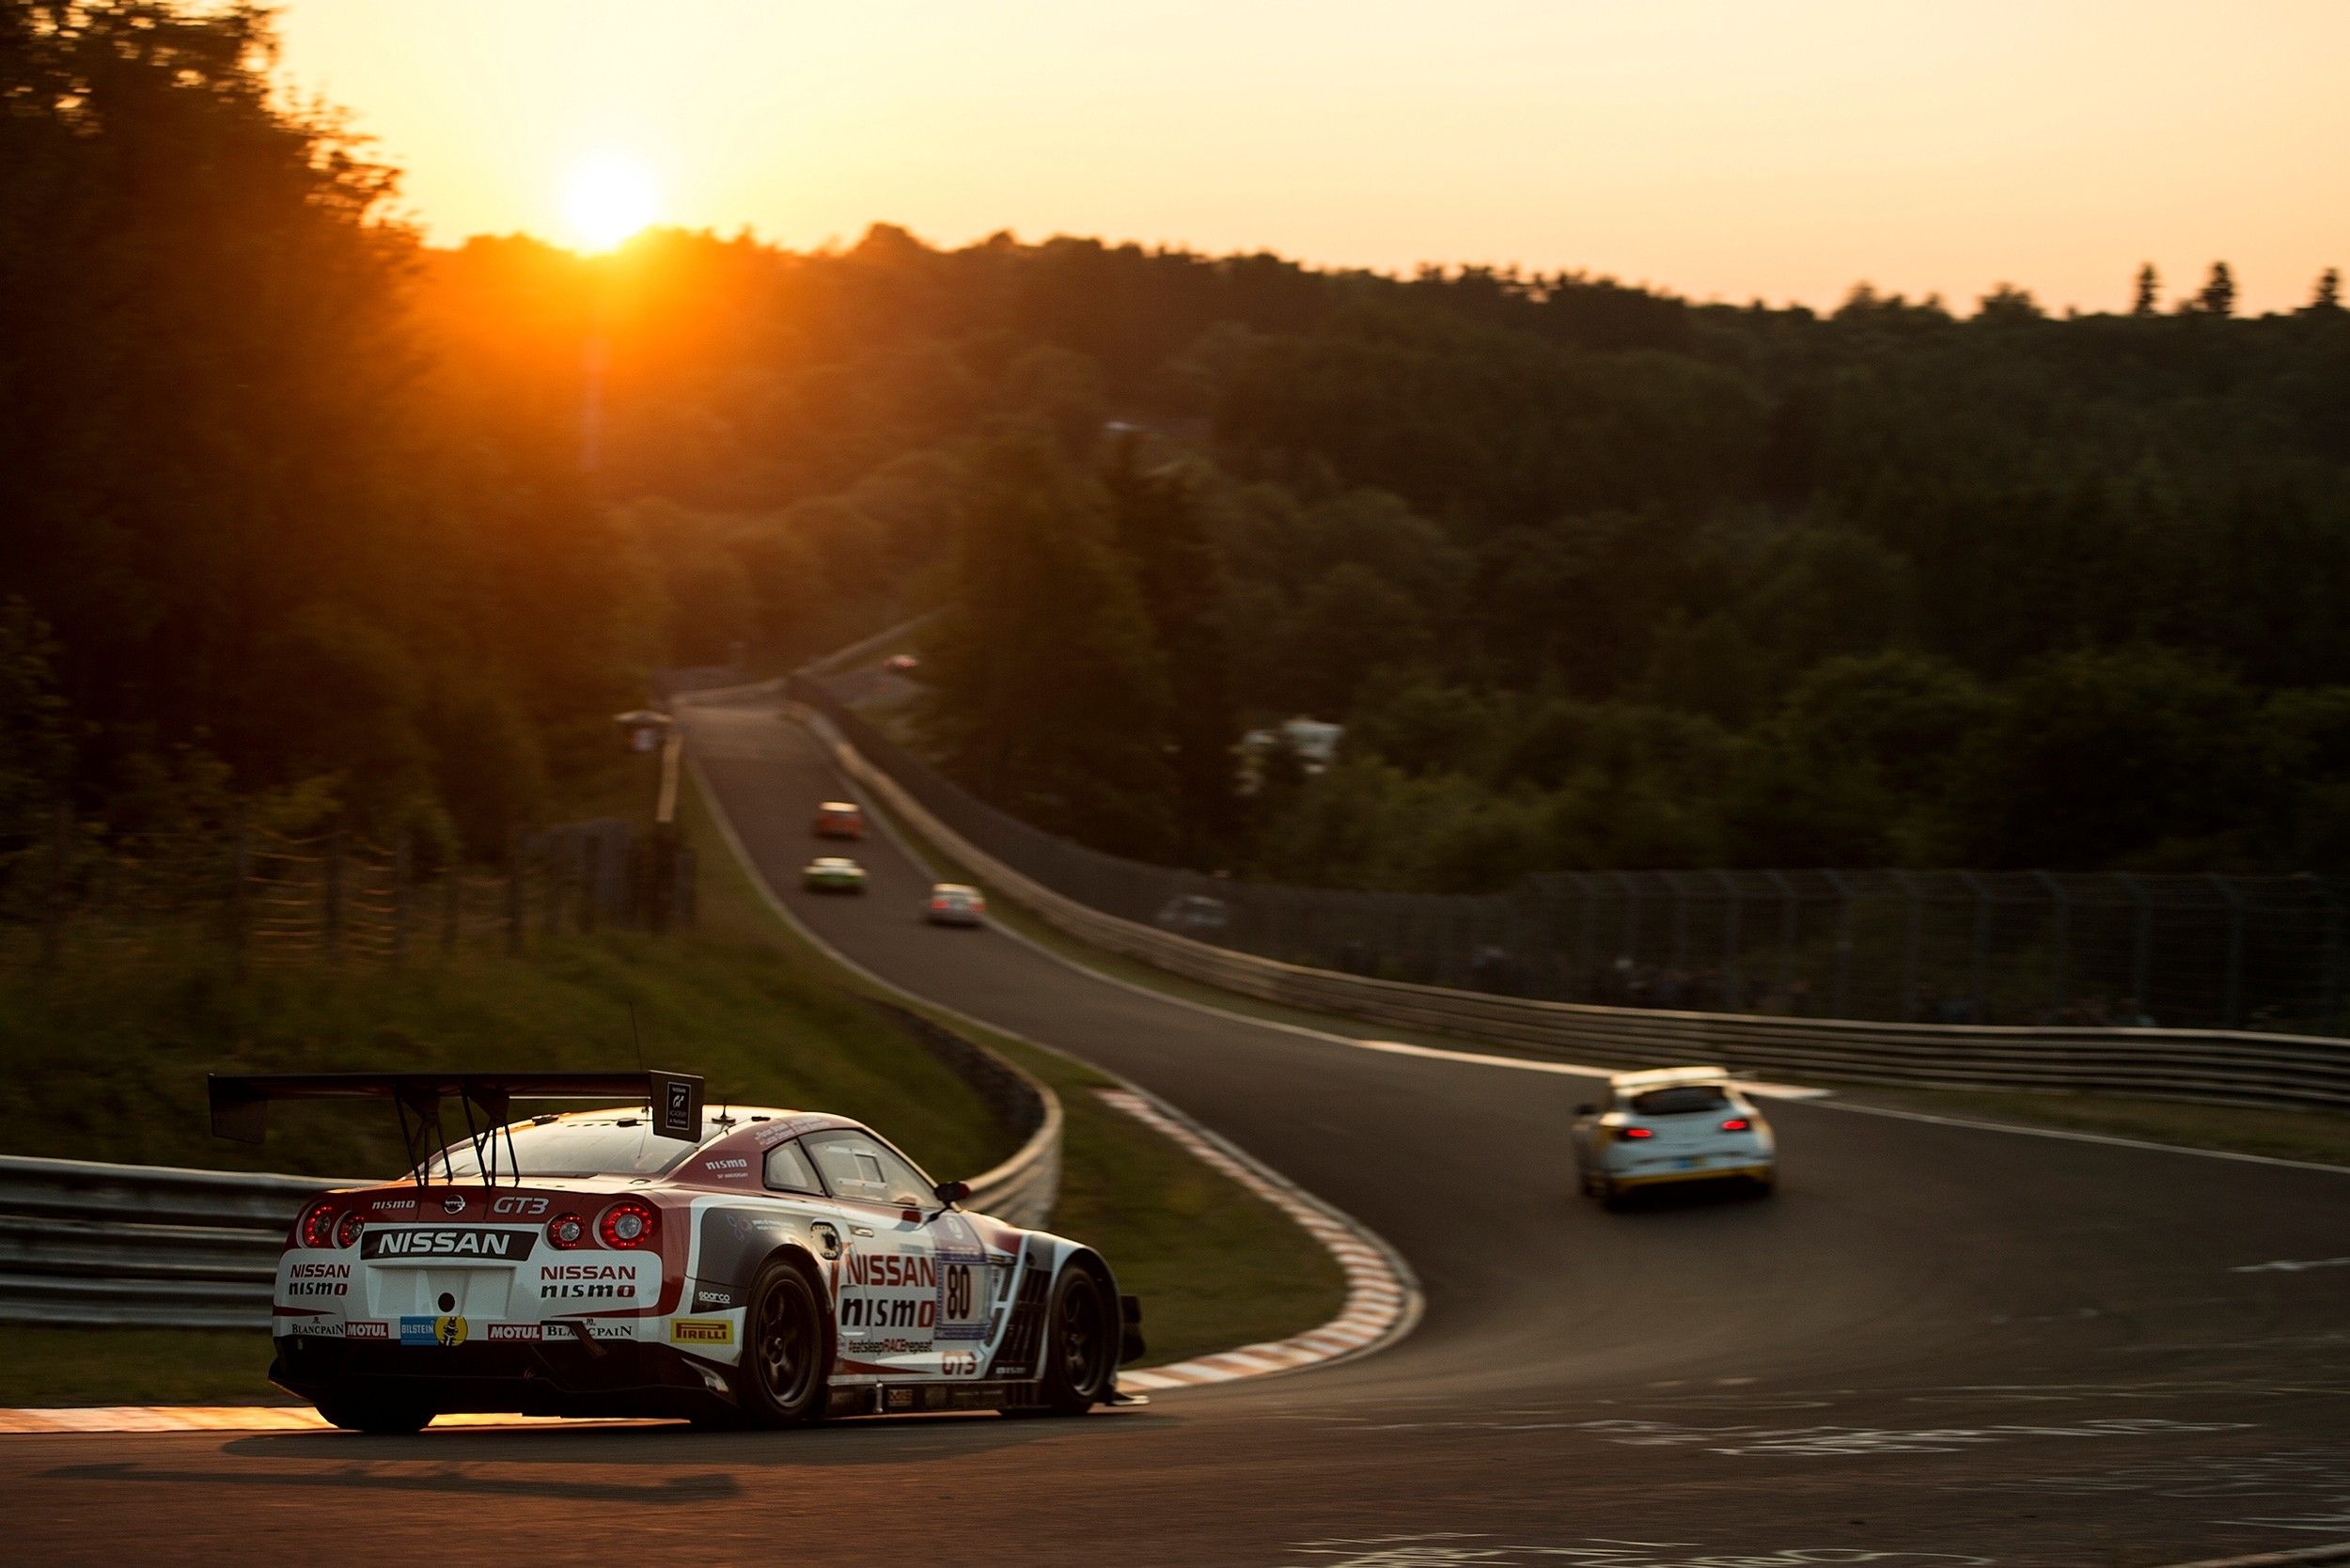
[0,770,1351,1404]
[0,788,1013,1186]
[0,1330,279,1407]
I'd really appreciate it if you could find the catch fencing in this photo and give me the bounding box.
[0,1012,1058,1329]
[790,676,2350,1041]
[0,814,695,972]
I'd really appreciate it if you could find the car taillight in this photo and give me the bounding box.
[1721,1118,1751,1132]
[598,1199,658,1249]
[334,1210,366,1249]
[1619,1125,1653,1140]
[931,899,948,910]
[297,1198,337,1248]
[546,1213,589,1249]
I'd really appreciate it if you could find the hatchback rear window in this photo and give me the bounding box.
[1628,1086,1730,1116]
[427,1118,704,1179]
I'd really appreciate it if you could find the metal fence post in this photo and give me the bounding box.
[391,833,410,965]
[442,859,462,954]
[2031,870,2068,1021]
[1889,869,1922,1021]
[39,806,70,970]
[2119,872,2153,1021]
[1614,872,1642,1004]
[2208,873,2247,1029]
[1957,870,1991,1025]
[227,803,251,968]
[506,833,526,957]
[322,826,344,964]
[540,836,560,939]
[1823,870,1855,1019]
[583,837,603,933]
[1765,870,1796,1010]
[1570,874,1597,1001]
[1714,870,1742,1011]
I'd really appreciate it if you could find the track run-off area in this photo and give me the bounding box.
[11,691,2350,1568]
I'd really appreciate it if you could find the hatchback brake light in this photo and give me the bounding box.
[1721,1117,1752,1132]
[1618,1125,1653,1140]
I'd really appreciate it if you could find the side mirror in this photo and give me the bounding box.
[1575,1104,1596,1119]
[933,1179,971,1208]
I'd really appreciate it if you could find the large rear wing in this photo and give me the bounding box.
[207,1070,706,1185]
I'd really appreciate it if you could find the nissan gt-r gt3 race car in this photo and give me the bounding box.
[210,1071,1141,1434]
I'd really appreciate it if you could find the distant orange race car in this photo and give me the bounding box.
[812,801,866,840]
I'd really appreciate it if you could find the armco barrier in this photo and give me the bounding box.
[0,1014,1059,1329]
[804,708,2350,1114]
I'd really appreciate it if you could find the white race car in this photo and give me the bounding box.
[1570,1066,1776,1205]
[212,1071,1141,1433]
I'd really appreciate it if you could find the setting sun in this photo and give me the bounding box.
[561,152,657,251]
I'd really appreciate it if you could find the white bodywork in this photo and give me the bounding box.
[269,1106,1123,1418]
[1569,1066,1776,1201]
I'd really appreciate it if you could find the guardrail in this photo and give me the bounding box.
[0,1013,1061,1328]
[806,708,2350,1114]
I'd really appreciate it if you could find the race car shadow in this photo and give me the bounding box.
[201,1403,1162,1479]
[41,1456,744,1505]
[1596,1178,1776,1215]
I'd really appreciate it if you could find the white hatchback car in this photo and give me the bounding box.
[1571,1066,1776,1205]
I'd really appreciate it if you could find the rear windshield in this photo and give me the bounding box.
[1627,1086,1730,1116]
[427,1118,705,1179]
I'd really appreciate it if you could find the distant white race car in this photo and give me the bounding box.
[1570,1066,1775,1205]
[925,884,987,927]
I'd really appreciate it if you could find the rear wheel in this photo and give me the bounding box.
[1038,1263,1115,1416]
[735,1258,831,1428]
[316,1396,431,1435]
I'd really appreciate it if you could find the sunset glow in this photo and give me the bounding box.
[271,0,2350,312]
[561,152,658,251]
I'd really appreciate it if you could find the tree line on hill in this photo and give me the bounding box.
[5,1,2346,890]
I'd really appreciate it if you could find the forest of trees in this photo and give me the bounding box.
[6,2,2347,890]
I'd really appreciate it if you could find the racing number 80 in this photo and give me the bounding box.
[945,1262,973,1319]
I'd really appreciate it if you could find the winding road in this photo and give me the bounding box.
[10,691,2350,1568]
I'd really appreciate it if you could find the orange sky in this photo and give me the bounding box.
[272,0,2349,315]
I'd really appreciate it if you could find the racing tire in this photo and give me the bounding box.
[734,1258,833,1428]
[1037,1263,1116,1416]
[316,1397,431,1435]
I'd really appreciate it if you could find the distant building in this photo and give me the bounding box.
[1238,717,1345,790]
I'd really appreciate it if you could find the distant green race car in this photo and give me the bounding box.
[802,856,869,894]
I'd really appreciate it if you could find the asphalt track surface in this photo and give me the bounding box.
[12,696,2350,1568]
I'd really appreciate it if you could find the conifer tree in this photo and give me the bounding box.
[2131,263,2160,315]
[2189,261,2236,316]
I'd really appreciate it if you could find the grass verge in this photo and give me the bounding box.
[684,775,1348,1368]
[0,771,1349,1404]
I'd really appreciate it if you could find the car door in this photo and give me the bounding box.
[803,1129,948,1378]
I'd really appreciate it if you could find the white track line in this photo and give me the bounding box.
[812,714,2350,1180]
[681,729,1424,1391]
[1097,1089,1418,1392]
